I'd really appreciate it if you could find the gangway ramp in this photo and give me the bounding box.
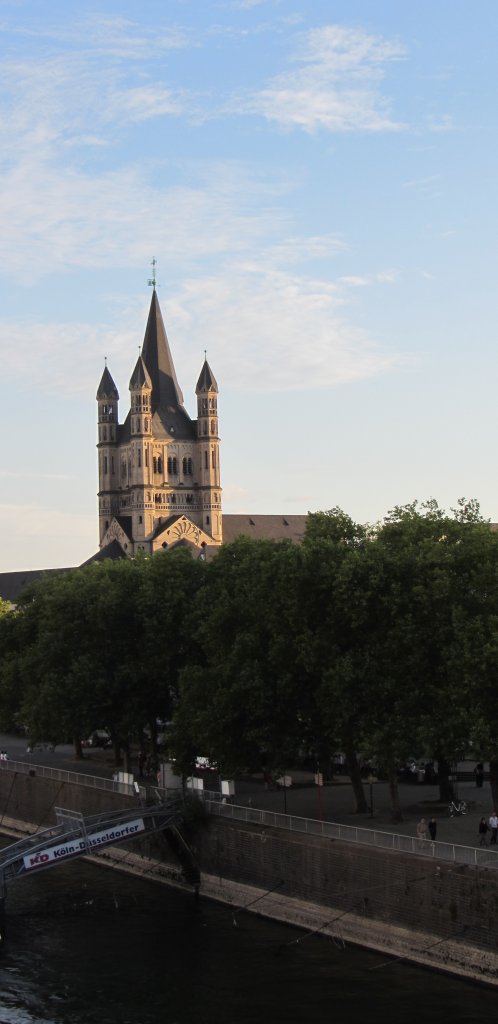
[0,798,182,895]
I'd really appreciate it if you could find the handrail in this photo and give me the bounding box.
[202,793,498,869]
[0,759,136,796]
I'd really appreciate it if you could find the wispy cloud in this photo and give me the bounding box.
[234,24,406,131]
[1,261,400,397]
[166,266,400,392]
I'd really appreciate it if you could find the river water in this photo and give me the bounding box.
[0,854,495,1024]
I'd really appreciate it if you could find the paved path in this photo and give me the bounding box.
[0,734,493,850]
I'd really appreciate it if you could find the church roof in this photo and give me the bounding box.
[79,539,127,567]
[222,515,308,544]
[129,354,152,390]
[0,568,71,603]
[196,359,218,393]
[96,366,119,401]
[139,289,197,440]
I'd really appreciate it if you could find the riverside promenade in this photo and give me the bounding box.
[0,733,491,851]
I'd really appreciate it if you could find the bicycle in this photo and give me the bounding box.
[448,800,467,817]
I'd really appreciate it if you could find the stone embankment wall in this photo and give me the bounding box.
[1,769,498,986]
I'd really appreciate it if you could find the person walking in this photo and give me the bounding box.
[479,817,489,846]
[416,818,429,845]
[488,811,498,844]
[428,817,437,842]
[474,762,484,788]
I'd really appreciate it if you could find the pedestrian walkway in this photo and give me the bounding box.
[0,733,495,854]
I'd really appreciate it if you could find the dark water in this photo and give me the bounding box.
[0,856,496,1024]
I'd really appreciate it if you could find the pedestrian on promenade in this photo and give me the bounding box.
[479,817,489,846]
[416,818,429,845]
[474,762,484,788]
[488,811,498,844]
[428,817,437,842]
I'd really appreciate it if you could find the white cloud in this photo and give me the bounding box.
[0,263,400,397]
[0,157,292,282]
[166,266,400,392]
[236,24,406,131]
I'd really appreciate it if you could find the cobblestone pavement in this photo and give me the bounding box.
[0,733,494,850]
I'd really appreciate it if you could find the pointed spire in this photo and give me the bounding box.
[97,365,119,401]
[196,358,218,394]
[129,353,152,391]
[141,290,185,412]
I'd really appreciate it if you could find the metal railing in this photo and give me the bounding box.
[0,759,137,797]
[202,793,498,869]
[2,764,496,870]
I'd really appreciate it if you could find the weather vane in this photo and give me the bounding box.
[148,257,157,289]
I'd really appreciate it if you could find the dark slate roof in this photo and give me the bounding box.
[129,354,152,390]
[115,515,133,538]
[196,359,218,393]
[222,514,308,544]
[79,539,127,567]
[96,366,119,401]
[0,516,309,601]
[152,515,180,539]
[139,290,197,440]
[0,568,73,603]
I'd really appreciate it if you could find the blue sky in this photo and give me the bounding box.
[2,0,498,570]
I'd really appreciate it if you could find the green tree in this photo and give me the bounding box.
[170,538,308,780]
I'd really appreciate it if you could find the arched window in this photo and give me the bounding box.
[153,457,157,474]
[204,451,208,469]
[138,449,141,468]
[211,420,215,434]
[157,456,162,474]
[211,450,216,468]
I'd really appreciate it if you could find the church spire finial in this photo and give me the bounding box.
[148,257,157,290]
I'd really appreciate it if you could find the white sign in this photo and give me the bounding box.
[23,818,146,871]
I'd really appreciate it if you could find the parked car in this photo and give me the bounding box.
[82,730,112,749]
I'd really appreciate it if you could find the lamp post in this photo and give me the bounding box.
[367,773,377,819]
[315,764,324,820]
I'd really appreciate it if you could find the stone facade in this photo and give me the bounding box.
[96,289,222,557]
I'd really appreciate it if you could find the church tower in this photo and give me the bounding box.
[196,358,222,542]
[96,365,119,545]
[96,288,222,556]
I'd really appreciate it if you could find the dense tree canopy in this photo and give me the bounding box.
[2,500,498,817]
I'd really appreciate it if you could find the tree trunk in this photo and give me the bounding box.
[489,760,498,810]
[149,718,158,759]
[437,755,453,801]
[345,747,368,813]
[387,765,403,822]
[122,741,131,774]
[73,735,84,760]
